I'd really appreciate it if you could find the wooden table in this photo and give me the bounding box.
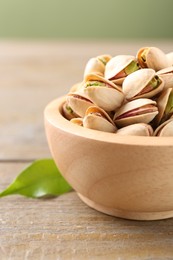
[1,40,173,260]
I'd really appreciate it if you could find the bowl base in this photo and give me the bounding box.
[78,193,173,221]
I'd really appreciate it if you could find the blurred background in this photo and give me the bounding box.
[0,0,172,39]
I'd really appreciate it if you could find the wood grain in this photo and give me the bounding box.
[1,41,173,259]
[45,97,173,220]
[1,163,173,260]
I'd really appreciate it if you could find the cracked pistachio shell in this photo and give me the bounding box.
[155,88,173,125]
[80,73,124,111]
[166,52,173,66]
[123,68,164,101]
[105,55,139,85]
[154,118,173,136]
[66,93,93,118]
[62,102,79,120]
[70,118,83,126]
[83,106,117,133]
[137,47,169,71]
[113,98,158,127]
[116,123,153,136]
[84,55,111,78]
[157,66,173,89]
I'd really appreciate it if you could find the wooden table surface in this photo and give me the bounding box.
[1,40,173,260]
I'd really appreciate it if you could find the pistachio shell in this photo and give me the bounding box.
[81,73,124,111]
[154,118,173,136]
[70,118,83,126]
[105,55,139,82]
[84,57,105,77]
[85,106,115,123]
[157,67,173,89]
[83,106,117,133]
[116,123,153,136]
[137,47,169,71]
[111,77,125,86]
[166,52,173,66]
[114,98,158,127]
[123,68,164,100]
[84,55,111,78]
[84,73,121,90]
[62,102,79,120]
[97,54,112,65]
[155,88,173,125]
[66,93,93,117]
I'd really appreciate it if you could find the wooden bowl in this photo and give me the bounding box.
[44,96,173,220]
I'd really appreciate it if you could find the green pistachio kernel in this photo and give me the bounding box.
[149,76,161,89]
[124,61,140,75]
[66,105,73,114]
[85,81,106,88]
[165,91,173,116]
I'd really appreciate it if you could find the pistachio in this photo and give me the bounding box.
[154,118,173,136]
[64,47,173,136]
[62,102,79,120]
[123,68,164,100]
[66,93,93,118]
[155,88,173,125]
[105,55,140,85]
[157,66,173,89]
[83,106,117,133]
[165,91,173,117]
[84,55,112,78]
[116,123,153,136]
[114,98,158,127]
[70,118,83,126]
[137,47,169,71]
[80,73,124,111]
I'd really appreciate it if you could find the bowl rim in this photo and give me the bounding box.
[44,96,173,147]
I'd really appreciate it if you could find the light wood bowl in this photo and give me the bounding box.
[44,96,173,220]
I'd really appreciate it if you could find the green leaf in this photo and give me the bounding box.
[0,159,72,198]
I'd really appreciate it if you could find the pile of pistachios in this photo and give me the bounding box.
[62,47,173,136]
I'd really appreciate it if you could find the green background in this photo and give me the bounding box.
[0,0,172,39]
